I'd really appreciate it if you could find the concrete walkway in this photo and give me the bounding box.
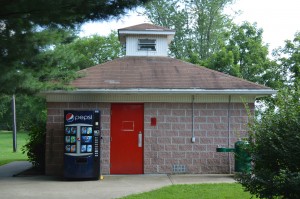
[0,161,32,177]
[0,162,236,199]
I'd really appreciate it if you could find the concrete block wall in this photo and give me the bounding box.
[45,101,253,176]
[45,102,111,176]
[144,102,253,174]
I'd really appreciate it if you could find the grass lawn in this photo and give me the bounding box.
[121,183,258,199]
[0,131,28,166]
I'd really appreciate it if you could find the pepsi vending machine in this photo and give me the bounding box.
[64,110,101,180]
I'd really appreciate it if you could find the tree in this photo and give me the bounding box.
[227,22,269,84]
[144,0,233,60]
[203,46,237,76]
[0,95,11,129]
[0,32,123,169]
[236,32,300,199]
[1,0,150,25]
[0,0,150,95]
[190,0,234,59]
[7,28,79,93]
[36,32,122,89]
[0,94,46,130]
[144,2,283,88]
[273,32,300,88]
[63,32,123,69]
[236,88,300,199]
[205,22,272,85]
[144,0,189,59]
[1,0,150,170]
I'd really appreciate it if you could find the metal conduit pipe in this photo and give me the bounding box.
[227,95,232,174]
[191,95,195,143]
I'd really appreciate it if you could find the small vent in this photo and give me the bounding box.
[138,39,156,51]
[173,165,186,173]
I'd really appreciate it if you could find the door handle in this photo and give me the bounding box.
[138,131,142,147]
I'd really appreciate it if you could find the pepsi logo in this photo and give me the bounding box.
[66,113,74,122]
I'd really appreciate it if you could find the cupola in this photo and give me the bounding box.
[118,23,175,57]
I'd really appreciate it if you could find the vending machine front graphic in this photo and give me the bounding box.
[64,110,101,180]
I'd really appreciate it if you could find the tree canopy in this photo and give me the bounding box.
[205,22,271,85]
[236,32,300,199]
[37,32,122,89]
[144,0,276,86]
[0,0,149,95]
[1,0,150,169]
[273,32,300,87]
[0,0,150,25]
[144,0,234,60]
[236,88,300,199]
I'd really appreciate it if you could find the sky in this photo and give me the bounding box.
[80,0,300,51]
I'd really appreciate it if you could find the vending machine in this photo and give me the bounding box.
[63,110,101,180]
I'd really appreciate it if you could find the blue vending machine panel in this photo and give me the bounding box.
[64,110,101,180]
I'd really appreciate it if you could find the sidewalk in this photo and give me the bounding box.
[0,161,32,177]
[0,161,236,199]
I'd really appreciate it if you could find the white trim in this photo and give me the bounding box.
[42,88,277,95]
[119,30,175,36]
[43,93,257,103]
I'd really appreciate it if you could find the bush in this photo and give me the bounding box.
[22,100,47,172]
[236,89,300,199]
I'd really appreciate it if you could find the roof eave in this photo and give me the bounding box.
[118,30,175,44]
[41,88,277,96]
[118,30,176,35]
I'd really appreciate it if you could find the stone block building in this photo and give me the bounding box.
[43,23,275,176]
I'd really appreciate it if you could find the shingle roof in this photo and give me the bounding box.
[70,56,270,90]
[118,23,174,32]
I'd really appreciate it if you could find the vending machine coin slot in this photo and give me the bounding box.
[76,157,88,164]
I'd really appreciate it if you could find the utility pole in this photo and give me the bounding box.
[12,94,17,152]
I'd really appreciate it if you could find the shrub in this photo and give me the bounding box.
[22,101,47,172]
[236,89,300,199]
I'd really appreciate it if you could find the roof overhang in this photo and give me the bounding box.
[118,30,176,35]
[42,88,277,96]
[41,88,276,103]
[118,30,176,44]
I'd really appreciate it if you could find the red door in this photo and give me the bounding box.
[110,104,144,174]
